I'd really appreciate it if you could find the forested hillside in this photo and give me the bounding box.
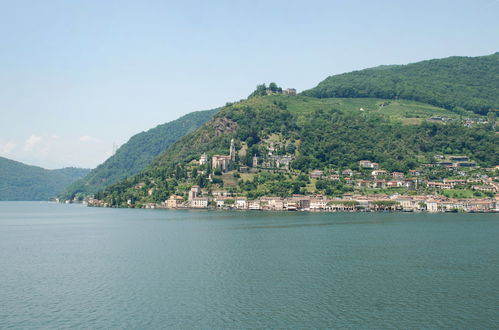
[60,108,218,199]
[97,95,498,206]
[0,157,90,201]
[302,53,499,115]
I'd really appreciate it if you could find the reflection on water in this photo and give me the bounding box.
[0,202,498,328]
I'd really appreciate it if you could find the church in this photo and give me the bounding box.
[211,139,235,172]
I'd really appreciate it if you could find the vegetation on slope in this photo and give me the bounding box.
[97,95,498,206]
[0,157,90,201]
[60,108,219,200]
[302,53,499,115]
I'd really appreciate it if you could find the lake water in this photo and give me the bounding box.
[0,202,498,328]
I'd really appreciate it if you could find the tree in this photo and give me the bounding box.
[487,111,496,129]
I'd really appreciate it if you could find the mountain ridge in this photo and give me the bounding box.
[302,52,499,115]
[0,157,90,201]
[60,108,219,200]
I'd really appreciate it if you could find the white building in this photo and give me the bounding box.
[190,197,209,208]
[235,197,248,210]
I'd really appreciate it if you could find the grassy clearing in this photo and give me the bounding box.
[221,172,238,187]
[239,173,256,181]
[440,189,487,198]
[263,95,478,124]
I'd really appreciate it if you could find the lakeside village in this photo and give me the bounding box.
[88,138,499,213]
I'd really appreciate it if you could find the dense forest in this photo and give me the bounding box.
[294,109,497,172]
[302,53,499,115]
[0,157,90,201]
[60,108,219,200]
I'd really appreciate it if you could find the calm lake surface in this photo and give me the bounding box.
[0,202,498,328]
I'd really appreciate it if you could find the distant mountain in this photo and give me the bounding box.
[302,52,499,115]
[60,108,219,199]
[0,157,90,201]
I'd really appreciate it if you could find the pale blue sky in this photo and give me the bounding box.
[1,0,498,169]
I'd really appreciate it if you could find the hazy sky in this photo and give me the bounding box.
[1,0,498,169]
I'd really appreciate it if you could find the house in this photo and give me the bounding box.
[395,197,417,211]
[188,185,201,200]
[215,197,234,208]
[328,174,341,181]
[310,198,327,210]
[371,180,387,189]
[235,197,248,209]
[424,200,438,212]
[403,178,417,188]
[284,200,298,211]
[443,179,466,187]
[165,195,184,208]
[359,160,379,169]
[386,181,404,188]
[260,197,284,210]
[464,199,496,212]
[190,197,209,208]
[211,190,232,197]
[472,185,498,193]
[199,153,208,165]
[439,199,466,211]
[371,170,387,177]
[392,172,404,179]
[289,195,311,210]
[248,200,261,210]
[342,169,354,176]
[260,154,294,170]
[309,170,324,179]
[427,182,453,190]
[324,200,358,212]
[284,88,297,96]
[355,180,371,188]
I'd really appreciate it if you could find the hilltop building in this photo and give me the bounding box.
[199,153,208,165]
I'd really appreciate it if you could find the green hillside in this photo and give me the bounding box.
[264,95,476,125]
[302,53,499,115]
[60,108,219,199]
[0,157,90,201]
[96,95,498,206]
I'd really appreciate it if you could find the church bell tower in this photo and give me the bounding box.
[229,139,235,162]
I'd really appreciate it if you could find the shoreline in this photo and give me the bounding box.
[87,204,499,214]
